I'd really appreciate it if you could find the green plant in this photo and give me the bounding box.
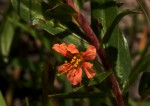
[0,0,150,106]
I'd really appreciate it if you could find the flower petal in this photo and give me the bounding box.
[81,45,96,60]
[57,63,72,74]
[82,62,96,78]
[67,44,79,54]
[67,68,82,85]
[52,43,72,58]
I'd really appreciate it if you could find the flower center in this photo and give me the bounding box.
[70,54,83,67]
[65,53,84,68]
[57,54,84,76]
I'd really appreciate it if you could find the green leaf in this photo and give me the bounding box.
[48,92,107,98]
[91,0,121,36]
[7,17,37,38]
[11,0,73,35]
[102,9,139,44]
[88,72,111,86]
[44,4,77,22]
[34,19,65,35]
[0,91,6,106]
[123,54,150,94]
[75,0,85,8]
[33,17,89,50]
[64,78,73,106]
[47,0,63,6]
[0,18,14,62]
[91,0,131,85]
[142,102,150,106]
[63,34,89,49]
[106,29,131,87]
[139,72,150,99]
[11,0,89,50]
[36,20,89,49]
[11,0,43,23]
[129,98,150,106]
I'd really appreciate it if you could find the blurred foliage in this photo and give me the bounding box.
[0,90,6,106]
[0,0,150,106]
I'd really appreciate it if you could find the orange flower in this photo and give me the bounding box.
[52,43,96,85]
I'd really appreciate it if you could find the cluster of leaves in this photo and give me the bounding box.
[0,0,150,106]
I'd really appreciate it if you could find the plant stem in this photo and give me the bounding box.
[66,0,99,49]
[108,70,124,106]
[65,0,125,106]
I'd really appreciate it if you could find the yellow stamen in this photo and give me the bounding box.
[57,54,84,76]
[74,64,78,67]
[73,56,76,59]
[77,59,81,62]
[57,71,67,76]
[57,65,74,76]
[71,59,75,63]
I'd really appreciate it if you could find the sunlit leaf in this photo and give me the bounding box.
[0,91,6,106]
[0,18,14,62]
[34,19,65,35]
[11,0,89,50]
[11,0,43,23]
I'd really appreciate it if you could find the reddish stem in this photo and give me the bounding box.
[66,0,99,49]
[97,49,124,106]
[65,0,125,106]
[109,72,124,106]
[75,14,100,48]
